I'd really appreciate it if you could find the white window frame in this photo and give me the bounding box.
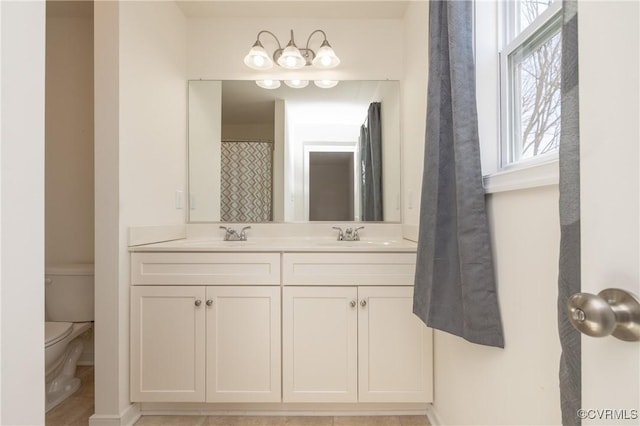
[499,0,562,169]
[476,0,563,193]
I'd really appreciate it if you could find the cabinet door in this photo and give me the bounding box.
[206,286,281,402]
[283,286,358,402]
[358,286,432,403]
[130,286,206,402]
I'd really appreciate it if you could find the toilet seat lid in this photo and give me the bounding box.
[45,322,73,347]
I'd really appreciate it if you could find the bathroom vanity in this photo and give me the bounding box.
[129,231,432,413]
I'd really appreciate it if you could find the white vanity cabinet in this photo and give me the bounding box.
[129,247,433,408]
[282,253,432,404]
[282,286,359,402]
[130,285,206,402]
[130,253,281,403]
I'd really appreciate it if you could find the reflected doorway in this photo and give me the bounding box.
[308,152,355,221]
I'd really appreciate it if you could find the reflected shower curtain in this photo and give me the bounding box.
[220,140,273,222]
[413,0,504,348]
[557,1,581,424]
[360,102,383,221]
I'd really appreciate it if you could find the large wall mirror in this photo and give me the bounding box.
[188,80,401,223]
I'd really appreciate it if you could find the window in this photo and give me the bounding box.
[500,0,562,167]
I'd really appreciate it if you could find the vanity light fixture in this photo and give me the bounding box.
[244,29,340,71]
[255,79,281,90]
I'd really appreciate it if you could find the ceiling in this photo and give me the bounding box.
[176,1,409,19]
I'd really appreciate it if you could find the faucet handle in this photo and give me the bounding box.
[353,226,364,241]
[332,226,344,241]
[219,226,234,241]
[240,226,251,241]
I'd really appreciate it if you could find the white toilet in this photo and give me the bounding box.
[44,264,94,412]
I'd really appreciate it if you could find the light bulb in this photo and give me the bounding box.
[255,80,281,89]
[314,80,339,89]
[253,56,265,67]
[284,80,309,89]
[243,42,273,70]
[312,43,340,69]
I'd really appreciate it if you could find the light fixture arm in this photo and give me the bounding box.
[255,30,282,51]
[305,29,328,52]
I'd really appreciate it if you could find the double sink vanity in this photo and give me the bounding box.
[129,224,432,413]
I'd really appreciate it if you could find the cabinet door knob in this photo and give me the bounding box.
[206,299,213,307]
[194,299,202,307]
[360,299,367,308]
[350,300,357,308]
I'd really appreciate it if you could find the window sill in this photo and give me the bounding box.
[483,157,559,194]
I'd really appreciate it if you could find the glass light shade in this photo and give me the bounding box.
[244,44,273,70]
[255,79,281,89]
[284,80,309,89]
[277,45,306,69]
[312,44,340,69]
[314,79,339,89]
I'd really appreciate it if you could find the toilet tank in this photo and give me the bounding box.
[45,264,94,322]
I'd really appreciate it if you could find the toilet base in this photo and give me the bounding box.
[45,338,84,412]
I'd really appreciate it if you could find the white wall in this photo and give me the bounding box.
[372,81,401,222]
[0,1,46,424]
[93,0,122,419]
[45,1,94,267]
[93,0,188,421]
[401,1,429,232]
[400,2,563,424]
[435,186,562,425]
[189,80,222,222]
[222,123,273,141]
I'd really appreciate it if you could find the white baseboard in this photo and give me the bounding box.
[141,409,428,417]
[426,404,443,426]
[89,403,140,426]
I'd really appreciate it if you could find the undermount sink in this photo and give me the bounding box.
[315,240,396,247]
[177,240,257,247]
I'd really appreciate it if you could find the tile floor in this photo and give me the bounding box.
[134,415,430,426]
[45,366,430,426]
[45,365,95,426]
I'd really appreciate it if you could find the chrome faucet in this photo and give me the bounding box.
[220,226,251,241]
[344,226,364,241]
[332,226,364,241]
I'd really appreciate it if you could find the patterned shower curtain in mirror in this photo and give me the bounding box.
[220,140,273,222]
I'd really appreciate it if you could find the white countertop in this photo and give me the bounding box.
[129,237,418,253]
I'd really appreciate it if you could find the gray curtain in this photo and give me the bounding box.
[220,140,273,222]
[360,102,383,221]
[558,0,581,424]
[413,0,504,348]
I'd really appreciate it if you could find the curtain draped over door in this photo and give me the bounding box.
[360,102,383,221]
[220,140,273,222]
[413,0,504,348]
[557,1,581,424]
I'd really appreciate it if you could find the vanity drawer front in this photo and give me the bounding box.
[282,253,416,286]
[131,252,280,285]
